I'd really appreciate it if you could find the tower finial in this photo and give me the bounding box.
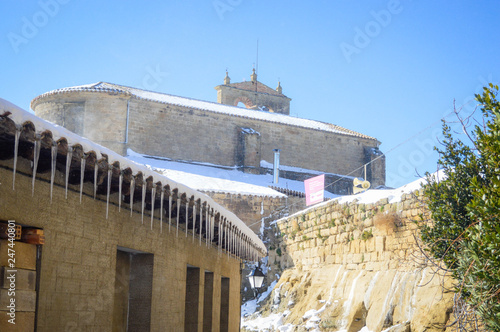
[224,70,230,85]
[251,68,257,83]
[276,81,282,94]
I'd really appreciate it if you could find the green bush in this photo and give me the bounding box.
[421,84,500,330]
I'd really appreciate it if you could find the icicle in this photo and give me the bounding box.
[93,160,98,199]
[50,143,57,203]
[118,172,123,211]
[205,208,209,247]
[210,212,215,247]
[80,156,86,203]
[168,195,172,233]
[12,126,21,190]
[218,219,222,254]
[160,189,164,233]
[237,233,240,257]
[141,181,146,224]
[130,177,135,217]
[236,234,239,257]
[31,137,41,196]
[185,202,189,237]
[226,224,229,260]
[208,213,212,247]
[65,147,72,199]
[150,186,156,230]
[106,168,111,219]
[176,198,180,237]
[199,202,203,246]
[231,228,234,255]
[192,202,196,241]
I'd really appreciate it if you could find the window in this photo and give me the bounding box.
[219,277,230,332]
[112,247,153,332]
[203,271,214,332]
[185,265,201,332]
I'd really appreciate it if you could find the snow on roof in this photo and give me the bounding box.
[125,150,340,200]
[0,97,266,256]
[31,82,378,141]
[260,160,356,180]
[154,168,286,197]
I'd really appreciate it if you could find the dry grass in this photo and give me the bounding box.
[373,212,400,234]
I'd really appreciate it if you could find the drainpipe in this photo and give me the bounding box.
[124,99,130,144]
[273,149,280,184]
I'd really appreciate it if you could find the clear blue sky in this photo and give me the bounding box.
[2,0,499,188]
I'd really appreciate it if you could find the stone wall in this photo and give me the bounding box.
[33,92,130,156]
[215,85,291,115]
[32,91,385,188]
[203,192,286,234]
[275,193,426,272]
[251,191,456,331]
[125,98,380,181]
[0,160,242,331]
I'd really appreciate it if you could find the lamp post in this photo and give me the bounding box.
[247,264,265,299]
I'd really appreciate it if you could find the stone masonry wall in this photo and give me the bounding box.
[0,160,242,332]
[203,192,286,234]
[33,92,384,186]
[274,191,427,272]
[250,191,456,331]
[125,98,379,180]
[33,92,130,155]
[216,85,291,115]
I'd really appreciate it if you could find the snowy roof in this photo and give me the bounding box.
[0,97,266,257]
[125,150,340,200]
[31,82,378,141]
[155,168,286,198]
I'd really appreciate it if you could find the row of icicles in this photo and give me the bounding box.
[10,128,263,262]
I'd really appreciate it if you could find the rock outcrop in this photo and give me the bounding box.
[243,189,455,331]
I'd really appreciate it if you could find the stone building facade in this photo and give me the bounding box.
[0,99,265,331]
[31,72,386,193]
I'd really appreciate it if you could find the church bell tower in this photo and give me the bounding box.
[214,69,291,115]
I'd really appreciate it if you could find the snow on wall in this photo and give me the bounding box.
[280,170,444,223]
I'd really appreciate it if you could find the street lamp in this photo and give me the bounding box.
[248,264,265,298]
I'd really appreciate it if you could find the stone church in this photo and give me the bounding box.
[31,70,385,194]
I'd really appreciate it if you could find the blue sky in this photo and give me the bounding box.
[2,0,499,188]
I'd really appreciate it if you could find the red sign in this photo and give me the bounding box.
[304,174,325,206]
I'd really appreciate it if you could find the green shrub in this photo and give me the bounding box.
[361,229,373,241]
